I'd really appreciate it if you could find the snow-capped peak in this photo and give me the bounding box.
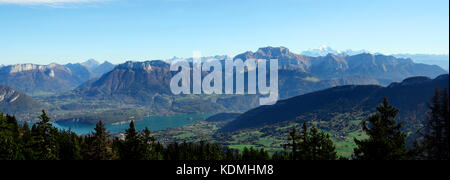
[301,45,370,57]
[301,45,341,57]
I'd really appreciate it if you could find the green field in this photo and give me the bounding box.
[148,112,370,158]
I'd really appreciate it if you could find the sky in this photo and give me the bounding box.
[0,0,448,65]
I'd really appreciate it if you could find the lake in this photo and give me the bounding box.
[48,114,211,135]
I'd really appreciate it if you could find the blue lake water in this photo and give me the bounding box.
[23,114,211,135]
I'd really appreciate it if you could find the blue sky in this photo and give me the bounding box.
[0,0,448,65]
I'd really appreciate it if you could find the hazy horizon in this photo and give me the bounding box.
[0,45,448,67]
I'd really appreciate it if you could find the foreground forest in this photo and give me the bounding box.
[0,89,448,160]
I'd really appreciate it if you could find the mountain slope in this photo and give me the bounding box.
[0,60,115,96]
[0,85,43,115]
[80,59,115,77]
[64,63,93,84]
[81,59,100,70]
[235,46,312,72]
[220,74,449,132]
[73,60,173,102]
[0,63,92,95]
[392,54,449,71]
[91,61,115,77]
[69,60,260,111]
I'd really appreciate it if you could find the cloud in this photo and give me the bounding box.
[0,0,105,5]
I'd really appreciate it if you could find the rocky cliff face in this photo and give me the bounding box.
[0,63,87,95]
[235,47,447,81]
[0,61,114,96]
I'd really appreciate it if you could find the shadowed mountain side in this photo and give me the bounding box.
[220,74,449,133]
[0,85,44,115]
[205,113,241,122]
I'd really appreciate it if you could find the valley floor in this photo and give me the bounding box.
[152,117,369,158]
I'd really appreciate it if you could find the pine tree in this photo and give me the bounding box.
[0,113,20,160]
[259,148,270,160]
[271,151,288,160]
[118,121,144,160]
[419,88,449,160]
[141,126,157,160]
[308,125,337,160]
[242,147,250,160]
[297,123,311,160]
[284,123,337,160]
[57,130,82,160]
[353,97,409,160]
[284,126,298,160]
[20,121,34,160]
[85,120,113,160]
[30,110,58,160]
[225,148,235,160]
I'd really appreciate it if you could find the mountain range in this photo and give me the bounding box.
[1,47,445,98]
[235,46,445,81]
[0,46,447,125]
[301,45,370,57]
[0,60,114,96]
[69,47,445,105]
[302,46,449,71]
[392,54,449,71]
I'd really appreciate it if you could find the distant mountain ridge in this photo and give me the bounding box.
[302,45,449,70]
[0,63,89,95]
[392,54,449,71]
[90,61,115,77]
[0,60,115,96]
[81,59,100,69]
[80,59,115,77]
[301,45,370,57]
[236,46,446,81]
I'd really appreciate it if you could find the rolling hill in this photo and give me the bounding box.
[220,74,449,133]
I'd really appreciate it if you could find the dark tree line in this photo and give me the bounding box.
[0,111,269,160]
[0,88,448,160]
[276,123,338,160]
